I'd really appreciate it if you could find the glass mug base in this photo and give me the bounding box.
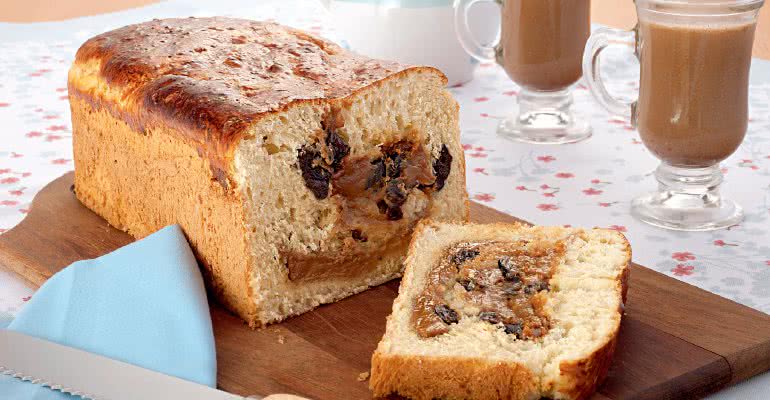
[497,88,592,145]
[630,163,744,231]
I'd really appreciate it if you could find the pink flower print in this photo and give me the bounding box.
[537,203,559,211]
[474,97,489,102]
[45,135,63,142]
[598,202,615,207]
[26,131,43,138]
[51,158,70,165]
[0,169,10,174]
[28,68,52,77]
[462,144,472,150]
[537,155,556,163]
[543,192,556,198]
[0,102,9,107]
[19,208,29,214]
[576,83,588,90]
[582,188,603,196]
[766,261,770,266]
[9,187,24,196]
[474,146,486,152]
[468,152,487,158]
[713,240,738,247]
[607,225,627,233]
[20,172,31,178]
[672,252,696,262]
[473,193,495,202]
[672,264,695,276]
[10,152,22,158]
[0,177,19,184]
[721,167,729,174]
[42,115,58,120]
[473,168,488,175]
[59,95,68,100]
[591,179,601,184]
[502,90,517,96]
[540,184,550,189]
[555,172,574,178]
[56,88,68,92]
[1,200,18,206]
[480,113,489,118]
[22,296,31,302]
[742,159,753,163]
[47,125,67,132]
[516,185,534,191]
[750,165,760,170]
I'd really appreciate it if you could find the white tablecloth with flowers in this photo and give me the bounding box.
[1,0,769,398]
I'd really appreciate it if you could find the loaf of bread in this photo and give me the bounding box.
[370,221,630,400]
[68,17,468,327]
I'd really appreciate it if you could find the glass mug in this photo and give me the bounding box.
[584,0,764,231]
[454,0,592,144]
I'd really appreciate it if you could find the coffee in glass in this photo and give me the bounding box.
[455,0,592,144]
[583,0,764,231]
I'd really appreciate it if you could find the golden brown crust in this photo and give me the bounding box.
[69,17,445,174]
[555,331,619,400]
[370,351,538,400]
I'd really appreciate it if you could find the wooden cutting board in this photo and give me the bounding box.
[2,172,770,400]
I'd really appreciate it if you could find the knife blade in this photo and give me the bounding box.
[0,330,245,400]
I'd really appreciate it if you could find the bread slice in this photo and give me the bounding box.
[68,17,468,327]
[370,221,630,400]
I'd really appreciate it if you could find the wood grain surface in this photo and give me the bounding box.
[2,172,770,399]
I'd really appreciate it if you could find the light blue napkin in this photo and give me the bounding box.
[0,225,216,399]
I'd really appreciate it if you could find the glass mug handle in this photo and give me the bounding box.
[582,27,639,121]
[454,0,501,62]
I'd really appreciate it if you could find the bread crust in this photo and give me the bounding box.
[374,220,629,400]
[370,352,538,400]
[68,17,446,178]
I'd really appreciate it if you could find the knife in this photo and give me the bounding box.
[0,330,263,400]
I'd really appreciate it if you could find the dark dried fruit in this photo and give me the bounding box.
[298,146,331,199]
[384,181,407,207]
[385,153,404,179]
[502,282,524,296]
[435,305,459,325]
[524,281,550,294]
[366,158,386,190]
[325,130,350,171]
[385,206,403,221]
[452,248,480,265]
[433,145,452,191]
[498,257,520,281]
[351,229,367,242]
[458,278,475,292]
[479,311,500,324]
[504,322,523,337]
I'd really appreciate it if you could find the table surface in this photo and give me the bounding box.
[1,0,770,59]
[0,1,769,399]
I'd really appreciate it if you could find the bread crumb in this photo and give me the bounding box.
[277,335,285,344]
[357,371,370,382]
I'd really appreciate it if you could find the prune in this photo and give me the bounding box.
[384,181,407,207]
[366,158,386,190]
[479,312,500,324]
[434,304,459,325]
[433,145,452,191]
[351,229,367,242]
[524,281,550,294]
[498,257,520,281]
[504,322,523,338]
[298,146,331,199]
[452,248,479,265]
[458,278,475,292]
[325,130,349,171]
[385,205,403,221]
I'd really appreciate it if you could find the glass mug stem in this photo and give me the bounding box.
[454,0,591,144]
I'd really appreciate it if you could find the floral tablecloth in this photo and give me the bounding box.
[1,0,769,397]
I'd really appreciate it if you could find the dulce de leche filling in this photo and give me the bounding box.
[287,125,453,282]
[412,240,565,339]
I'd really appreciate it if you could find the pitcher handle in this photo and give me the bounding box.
[582,26,639,122]
[454,0,501,62]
